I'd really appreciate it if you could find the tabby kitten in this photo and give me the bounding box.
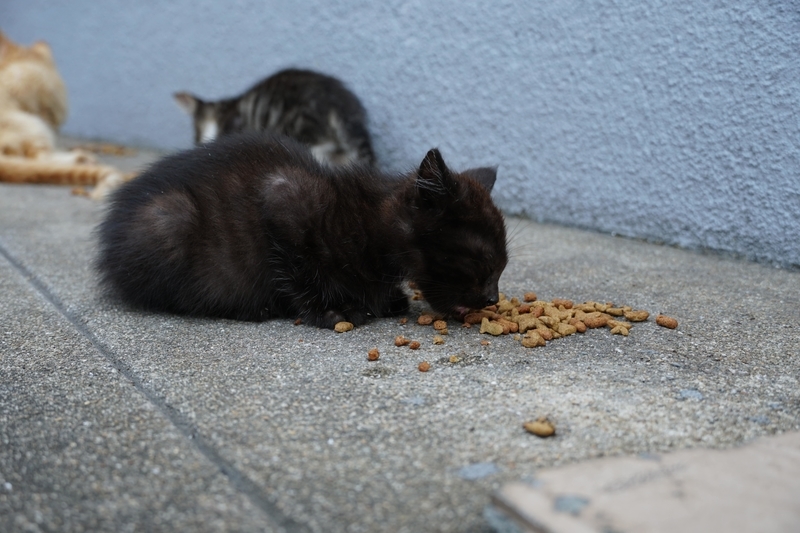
[0,31,123,191]
[174,69,376,167]
[96,133,507,328]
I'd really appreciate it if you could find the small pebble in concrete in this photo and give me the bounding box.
[401,396,426,406]
[678,389,704,400]
[457,462,499,480]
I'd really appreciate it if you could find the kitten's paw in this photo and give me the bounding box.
[344,309,369,326]
[317,309,348,329]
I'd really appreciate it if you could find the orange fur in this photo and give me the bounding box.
[0,31,124,193]
[0,154,118,185]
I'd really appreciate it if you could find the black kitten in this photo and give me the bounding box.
[95,133,507,328]
[174,68,375,167]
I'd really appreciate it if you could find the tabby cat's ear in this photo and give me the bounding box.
[416,148,457,204]
[461,166,497,192]
[174,92,199,115]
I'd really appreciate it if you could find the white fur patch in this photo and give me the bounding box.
[199,120,219,143]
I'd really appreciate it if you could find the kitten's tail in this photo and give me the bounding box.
[0,155,120,186]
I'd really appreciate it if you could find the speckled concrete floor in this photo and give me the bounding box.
[1,142,798,532]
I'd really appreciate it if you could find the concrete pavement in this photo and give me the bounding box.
[1,142,798,532]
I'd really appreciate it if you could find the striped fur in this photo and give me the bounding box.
[174,68,376,167]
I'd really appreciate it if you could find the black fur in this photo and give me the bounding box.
[95,133,507,328]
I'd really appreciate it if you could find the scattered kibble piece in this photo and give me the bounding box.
[568,319,587,333]
[521,332,546,348]
[656,314,678,329]
[608,319,632,330]
[409,341,421,350]
[433,320,448,331]
[433,335,445,345]
[394,335,411,347]
[610,325,630,336]
[463,313,484,325]
[551,298,573,309]
[418,361,431,372]
[554,322,577,336]
[367,348,380,361]
[479,317,505,336]
[624,310,649,322]
[523,292,537,302]
[480,340,490,346]
[399,317,408,325]
[334,321,353,333]
[417,314,434,326]
[583,314,608,329]
[449,355,461,363]
[294,318,302,326]
[523,417,556,437]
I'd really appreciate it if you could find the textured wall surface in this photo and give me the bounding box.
[2,1,798,266]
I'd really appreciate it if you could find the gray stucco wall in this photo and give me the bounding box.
[2,1,798,267]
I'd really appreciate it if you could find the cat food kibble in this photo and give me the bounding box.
[479,317,505,336]
[551,298,573,309]
[418,361,431,372]
[624,310,650,322]
[409,341,421,350]
[610,325,629,336]
[523,417,556,438]
[401,292,674,352]
[367,348,380,361]
[334,321,353,333]
[656,314,678,329]
[521,331,546,348]
[417,314,434,326]
[452,294,677,349]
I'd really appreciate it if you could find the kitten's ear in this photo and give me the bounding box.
[174,92,199,115]
[416,148,457,203]
[461,166,498,192]
[31,41,53,60]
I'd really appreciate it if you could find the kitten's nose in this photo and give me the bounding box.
[484,294,499,307]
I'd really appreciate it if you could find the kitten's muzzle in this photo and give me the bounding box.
[483,291,499,307]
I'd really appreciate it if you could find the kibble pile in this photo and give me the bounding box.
[413,292,677,350]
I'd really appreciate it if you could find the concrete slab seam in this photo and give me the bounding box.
[0,239,310,533]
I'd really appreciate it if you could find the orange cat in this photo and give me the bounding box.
[0,31,125,196]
